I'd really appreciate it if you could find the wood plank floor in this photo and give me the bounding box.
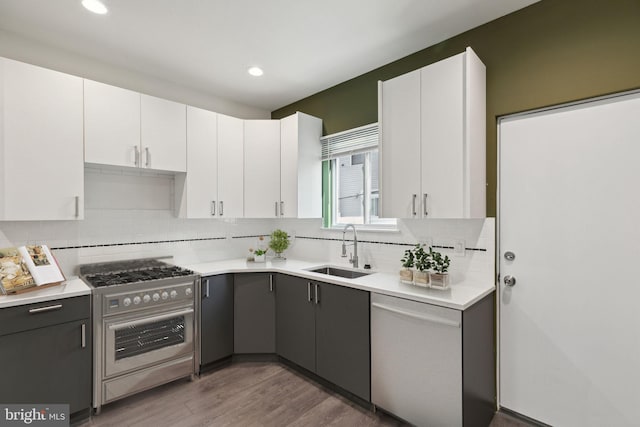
[79,362,534,427]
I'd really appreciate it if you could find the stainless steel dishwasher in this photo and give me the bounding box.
[371,293,462,426]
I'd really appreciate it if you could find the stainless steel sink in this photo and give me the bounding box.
[308,266,373,279]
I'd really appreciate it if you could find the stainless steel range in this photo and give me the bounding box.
[80,258,199,414]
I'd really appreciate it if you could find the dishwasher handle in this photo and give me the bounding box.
[372,302,460,328]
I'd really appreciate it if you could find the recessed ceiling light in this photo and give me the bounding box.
[82,0,108,15]
[248,66,264,77]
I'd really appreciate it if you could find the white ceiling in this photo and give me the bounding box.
[0,0,539,112]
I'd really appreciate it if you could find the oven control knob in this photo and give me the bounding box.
[170,290,178,299]
[152,293,160,302]
[185,288,192,296]
[143,294,151,303]
[133,296,141,305]
[123,297,131,307]
[161,291,169,300]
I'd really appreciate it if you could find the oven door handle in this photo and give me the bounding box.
[107,308,194,331]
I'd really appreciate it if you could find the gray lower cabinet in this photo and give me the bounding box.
[0,296,91,418]
[200,274,234,367]
[276,274,370,401]
[234,273,276,353]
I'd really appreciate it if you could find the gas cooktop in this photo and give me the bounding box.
[80,258,196,288]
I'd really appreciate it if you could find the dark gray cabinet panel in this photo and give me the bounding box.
[0,317,91,414]
[275,274,315,372]
[234,273,276,353]
[200,274,234,366]
[315,282,370,401]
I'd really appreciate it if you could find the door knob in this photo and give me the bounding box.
[503,275,516,287]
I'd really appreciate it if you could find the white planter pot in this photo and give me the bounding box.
[254,254,266,263]
[413,271,430,287]
[430,273,450,289]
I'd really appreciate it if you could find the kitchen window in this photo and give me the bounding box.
[322,123,396,229]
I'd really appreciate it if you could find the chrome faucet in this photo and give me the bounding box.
[341,224,359,268]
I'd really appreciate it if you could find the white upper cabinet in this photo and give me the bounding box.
[84,82,186,172]
[280,112,323,218]
[244,120,281,218]
[84,80,141,168]
[140,94,187,172]
[379,69,422,218]
[217,114,244,218]
[0,58,84,220]
[379,47,486,218]
[184,106,218,218]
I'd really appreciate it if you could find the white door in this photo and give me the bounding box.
[244,120,281,218]
[141,94,186,172]
[84,79,141,168]
[498,91,640,426]
[186,106,218,218]
[0,58,84,220]
[279,113,299,218]
[217,114,244,218]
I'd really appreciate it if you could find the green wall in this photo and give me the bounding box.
[272,0,640,217]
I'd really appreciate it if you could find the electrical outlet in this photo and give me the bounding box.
[453,239,466,257]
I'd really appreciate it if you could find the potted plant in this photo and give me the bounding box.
[253,248,267,262]
[400,247,415,284]
[430,247,451,289]
[269,229,290,260]
[413,244,432,287]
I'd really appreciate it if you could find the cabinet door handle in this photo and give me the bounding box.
[423,193,428,217]
[280,201,284,217]
[81,323,86,348]
[145,147,150,167]
[134,145,140,166]
[307,282,312,302]
[211,201,216,216]
[275,201,279,217]
[314,283,320,305]
[29,304,63,314]
[75,196,80,218]
[219,201,224,216]
[412,194,417,216]
[204,279,210,298]
[269,275,273,292]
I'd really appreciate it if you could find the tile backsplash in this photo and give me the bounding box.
[0,168,494,285]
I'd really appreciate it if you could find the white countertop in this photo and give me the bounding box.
[0,278,92,309]
[184,258,494,310]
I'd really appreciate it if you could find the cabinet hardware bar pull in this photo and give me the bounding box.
[134,145,140,166]
[275,201,279,217]
[219,201,224,216]
[314,283,320,305]
[423,193,428,217]
[204,279,210,298]
[211,201,216,216]
[81,323,86,348]
[109,308,194,330]
[412,194,417,216]
[280,201,284,217]
[371,302,460,328]
[75,196,80,218]
[28,304,63,314]
[145,147,150,167]
[269,275,273,292]
[308,282,312,302]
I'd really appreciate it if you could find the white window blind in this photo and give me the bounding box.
[321,123,378,160]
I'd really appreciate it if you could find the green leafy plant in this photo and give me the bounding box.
[430,247,450,274]
[401,247,415,268]
[269,229,290,255]
[253,248,268,256]
[414,244,432,272]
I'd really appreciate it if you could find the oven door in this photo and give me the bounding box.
[104,305,194,378]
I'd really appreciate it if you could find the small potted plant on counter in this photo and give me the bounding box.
[400,247,415,284]
[413,244,432,287]
[430,248,451,289]
[269,229,290,260]
[253,248,268,262]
